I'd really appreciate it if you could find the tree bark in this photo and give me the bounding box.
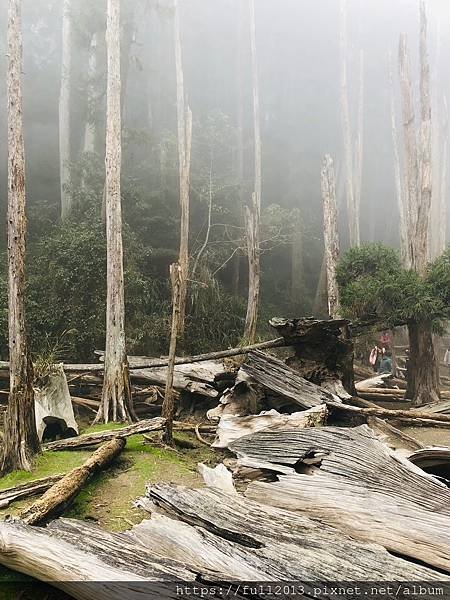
[173,0,192,336]
[244,0,261,343]
[407,321,440,406]
[2,0,40,475]
[96,0,135,424]
[340,0,360,247]
[83,32,98,154]
[20,438,126,525]
[162,264,182,446]
[321,155,340,318]
[59,0,72,220]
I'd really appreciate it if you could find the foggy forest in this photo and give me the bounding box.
[0,0,450,596]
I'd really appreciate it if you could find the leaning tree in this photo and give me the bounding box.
[2,0,41,473]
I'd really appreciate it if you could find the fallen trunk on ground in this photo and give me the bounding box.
[20,438,126,525]
[0,475,64,509]
[230,425,450,572]
[212,405,328,449]
[140,482,447,581]
[43,417,165,451]
[329,400,450,424]
[366,416,424,457]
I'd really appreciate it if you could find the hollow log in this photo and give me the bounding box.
[20,438,126,525]
[43,417,165,451]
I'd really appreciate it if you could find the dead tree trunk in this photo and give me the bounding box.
[162,264,182,446]
[340,0,360,247]
[96,0,135,424]
[83,32,98,154]
[388,51,407,261]
[244,0,261,343]
[173,0,192,336]
[20,438,125,525]
[59,0,72,220]
[2,0,40,475]
[321,155,340,318]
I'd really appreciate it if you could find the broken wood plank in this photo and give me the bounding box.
[212,405,328,449]
[242,351,338,409]
[43,417,165,451]
[231,425,450,572]
[20,438,126,525]
[0,475,64,509]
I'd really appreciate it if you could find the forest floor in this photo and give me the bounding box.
[0,423,219,599]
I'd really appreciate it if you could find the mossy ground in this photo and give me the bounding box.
[0,423,219,598]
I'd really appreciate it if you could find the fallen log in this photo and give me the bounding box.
[140,482,446,581]
[207,370,264,421]
[212,405,328,449]
[242,351,338,409]
[0,475,64,509]
[355,374,393,390]
[366,416,424,457]
[230,425,450,572]
[329,400,450,424]
[20,438,126,525]
[43,417,165,451]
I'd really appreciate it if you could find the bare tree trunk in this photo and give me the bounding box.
[96,0,135,424]
[388,51,407,261]
[83,32,98,155]
[59,0,72,220]
[162,264,182,446]
[321,155,341,319]
[191,153,213,279]
[398,3,440,406]
[340,0,359,247]
[244,0,261,343]
[407,321,440,406]
[354,49,364,227]
[173,0,191,336]
[2,0,40,474]
[313,254,328,318]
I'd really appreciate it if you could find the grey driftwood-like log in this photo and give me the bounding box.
[230,425,450,572]
[329,400,450,424]
[242,350,338,409]
[140,482,446,581]
[20,438,126,525]
[207,370,263,421]
[212,405,328,449]
[43,417,165,451]
[0,474,64,509]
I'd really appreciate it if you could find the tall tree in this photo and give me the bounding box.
[173,0,192,336]
[398,3,440,405]
[2,0,40,474]
[243,0,261,343]
[340,0,364,247]
[321,155,341,318]
[59,0,72,220]
[96,0,135,424]
[83,32,98,155]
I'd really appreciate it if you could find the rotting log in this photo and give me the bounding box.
[230,425,450,572]
[20,438,126,525]
[0,475,64,509]
[43,417,165,451]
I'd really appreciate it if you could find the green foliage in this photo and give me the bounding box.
[337,243,450,327]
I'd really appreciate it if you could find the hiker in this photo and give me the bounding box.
[378,350,393,375]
